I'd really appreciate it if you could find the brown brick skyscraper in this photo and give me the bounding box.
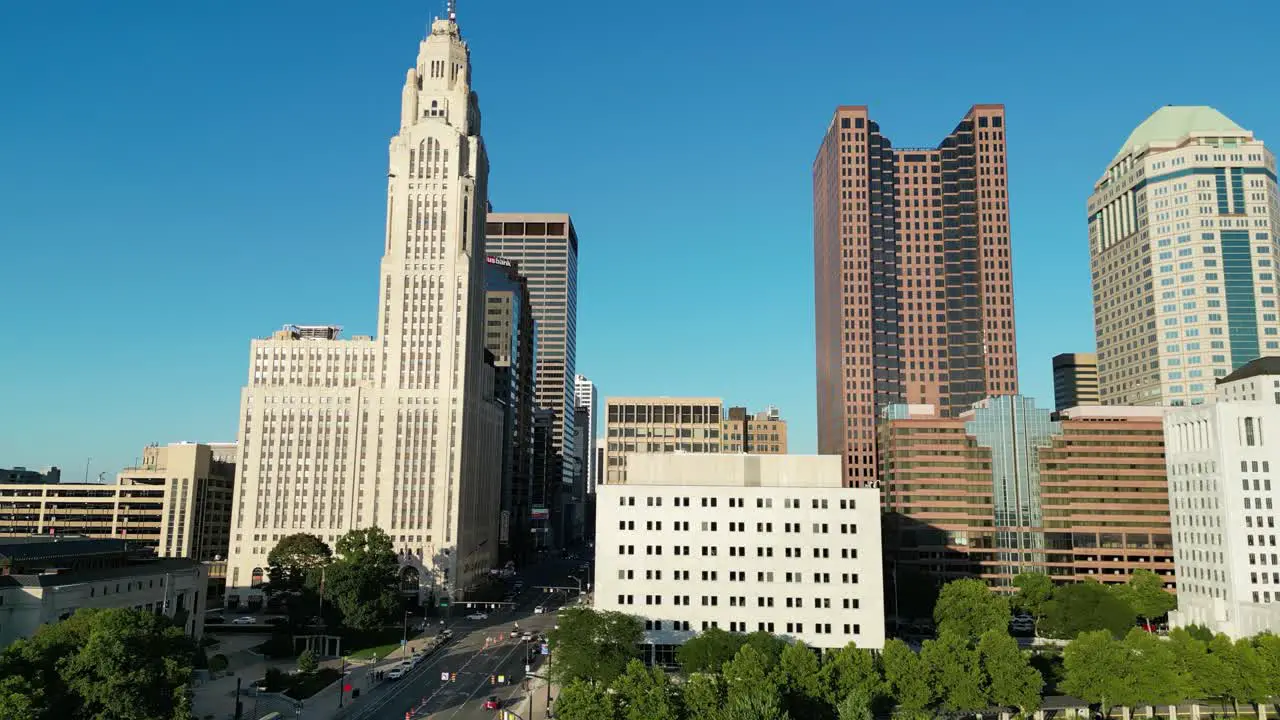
[814,104,1018,486]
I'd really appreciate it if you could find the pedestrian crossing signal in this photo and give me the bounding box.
[489,674,496,684]
[450,672,457,682]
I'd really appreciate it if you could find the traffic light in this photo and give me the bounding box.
[450,672,457,682]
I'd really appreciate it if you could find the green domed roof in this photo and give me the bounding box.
[1112,106,1245,164]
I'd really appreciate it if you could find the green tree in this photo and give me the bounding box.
[682,673,725,720]
[0,608,196,720]
[547,607,643,686]
[613,659,679,720]
[978,629,1043,716]
[296,648,319,675]
[920,632,987,712]
[933,578,1010,642]
[836,689,874,720]
[819,643,884,709]
[1040,580,1136,639]
[1253,633,1280,698]
[1183,624,1214,642]
[0,675,42,720]
[1122,628,1188,708]
[777,642,825,720]
[1167,628,1222,700]
[725,682,790,720]
[325,527,400,631]
[1012,572,1054,629]
[553,679,616,720]
[1061,630,1138,716]
[677,627,745,675]
[882,638,936,720]
[742,631,788,673]
[1209,634,1269,715]
[266,533,332,590]
[723,644,779,699]
[207,654,229,674]
[1116,570,1176,631]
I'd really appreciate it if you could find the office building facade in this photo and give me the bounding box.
[0,538,207,648]
[574,374,599,495]
[0,467,60,484]
[604,398,789,485]
[722,405,788,454]
[1089,106,1280,407]
[1052,352,1100,411]
[814,104,1019,486]
[484,214,579,487]
[1166,357,1280,637]
[879,398,1172,593]
[594,454,885,657]
[485,256,537,561]
[226,11,504,602]
[0,442,235,563]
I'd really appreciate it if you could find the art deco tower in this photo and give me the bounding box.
[226,8,503,603]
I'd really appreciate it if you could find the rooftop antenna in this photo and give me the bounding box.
[447,0,457,22]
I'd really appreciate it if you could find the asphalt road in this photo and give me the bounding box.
[352,554,587,720]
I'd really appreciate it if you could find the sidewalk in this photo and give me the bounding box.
[499,675,557,720]
[192,629,441,720]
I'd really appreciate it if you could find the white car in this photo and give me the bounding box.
[533,606,546,614]
[466,612,488,621]
[521,631,533,642]
[231,616,255,625]
[387,667,405,680]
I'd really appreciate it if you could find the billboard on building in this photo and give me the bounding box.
[530,506,549,520]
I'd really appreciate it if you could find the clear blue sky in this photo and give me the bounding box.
[3,0,1278,479]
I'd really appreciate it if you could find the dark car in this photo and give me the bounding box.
[483,696,500,710]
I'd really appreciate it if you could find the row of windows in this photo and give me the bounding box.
[616,521,857,534]
[642,618,863,635]
[613,567,860,584]
[618,495,858,510]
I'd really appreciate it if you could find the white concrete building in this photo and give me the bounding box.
[574,374,599,494]
[226,9,504,603]
[1088,106,1280,407]
[594,454,885,656]
[0,538,206,648]
[1166,357,1280,637]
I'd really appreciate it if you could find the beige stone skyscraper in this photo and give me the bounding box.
[226,9,503,603]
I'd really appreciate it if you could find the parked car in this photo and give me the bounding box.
[232,616,255,625]
[533,605,546,614]
[521,631,533,642]
[483,696,500,710]
[388,667,405,680]
[466,612,488,621]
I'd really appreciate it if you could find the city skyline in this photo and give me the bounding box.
[5,1,1280,478]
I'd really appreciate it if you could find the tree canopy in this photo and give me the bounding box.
[325,527,400,630]
[677,626,744,675]
[1011,572,1053,621]
[266,533,332,590]
[1115,569,1177,628]
[1040,580,1136,639]
[547,607,644,687]
[933,578,1010,642]
[0,608,195,720]
[978,629,1042,715]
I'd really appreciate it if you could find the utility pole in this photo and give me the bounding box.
[233,676,242,720]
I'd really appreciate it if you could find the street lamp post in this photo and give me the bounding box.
[402,611,412,658]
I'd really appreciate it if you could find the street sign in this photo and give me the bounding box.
[440,672,449,681]
[401,639,408,646]
[498,675,505,684]
[540,643,549,655]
